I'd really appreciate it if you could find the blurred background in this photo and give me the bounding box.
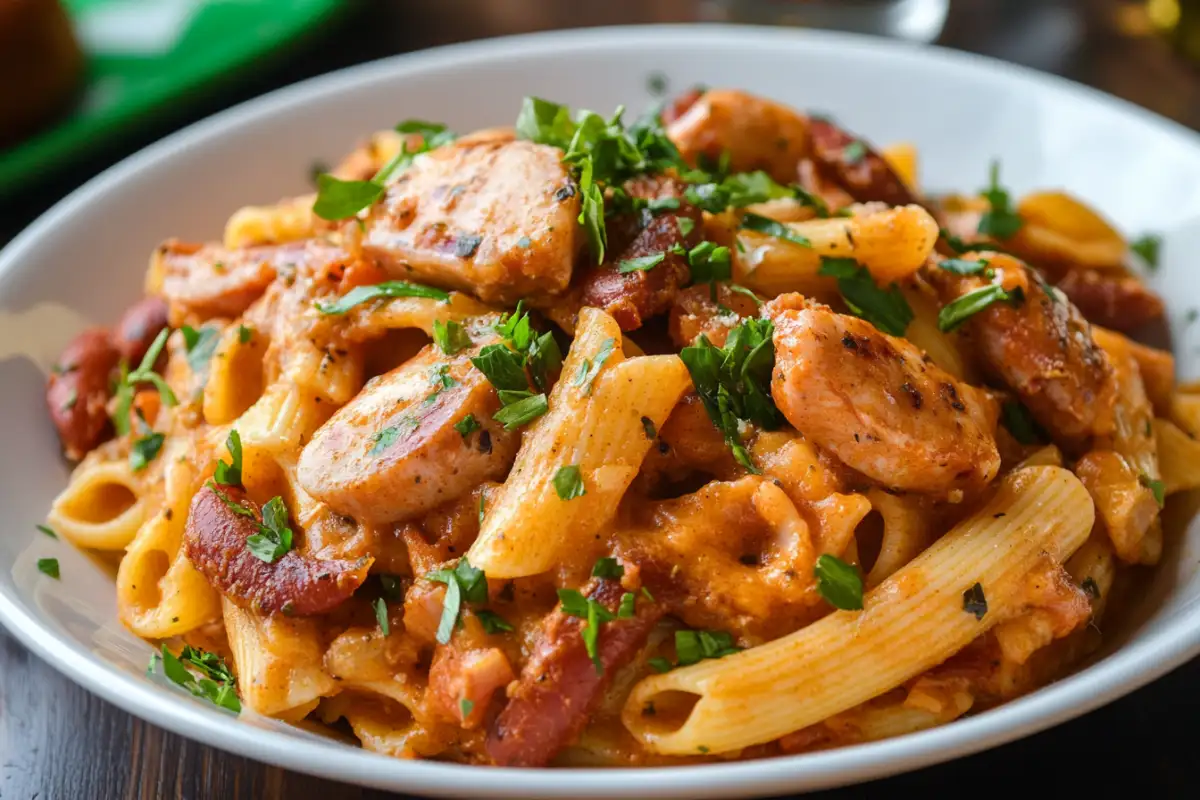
[2,1,1200,798]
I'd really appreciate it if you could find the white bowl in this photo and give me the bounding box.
[2,24,1200,799]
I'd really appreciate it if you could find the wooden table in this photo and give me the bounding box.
[2,1,1199,797]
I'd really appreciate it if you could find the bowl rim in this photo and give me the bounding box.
[3,23,1200,799]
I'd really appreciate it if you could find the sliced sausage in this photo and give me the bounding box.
[767,296,1000,496]
[577,176,702,331]
[363,138,579,303]
[487,578,662,767]
[112,296,169,366]
[807,118,917,207]
[47,328,119,460]
[1053,269,1164,333]
[296,341,519,525]
[924,253,1117,452]
[183,484,371,615]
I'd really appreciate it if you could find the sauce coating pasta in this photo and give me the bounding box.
[42,88,1188,767]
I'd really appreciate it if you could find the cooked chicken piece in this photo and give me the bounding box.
[668,283,761,348]
[767,295,1000,496]
[665,88,810,183]
[924,253,1117,452]
[296,339,519,525]
[363,138,579,303]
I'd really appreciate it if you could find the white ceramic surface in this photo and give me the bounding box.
[2,25,1200,799]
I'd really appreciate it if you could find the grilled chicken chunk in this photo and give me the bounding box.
[363,138,580,304]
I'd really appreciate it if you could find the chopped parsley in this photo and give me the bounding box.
[618,592,637,618]
[245,496,294,563]
[129,432,165,472]
[429,558,489,645]
[315,281,450,315]
[818,258,913,337]
[433,319,473,355]
[1000,401,1043,446]
[1131,233,1162,270]
[454,414,481,438]
[740,212,812,248]
[641,416,657,439]
[677,217,696,238]
[492,393,549,429]
[572,337,617,396]
[476,609,514,634]
[684,170,795,213]
[237,324,253,344]
[112,328,178,436]
[680,317,781,472]
[471,306,560,428]
[686,241,733,293]
[938,257,990,275]
[312,121,456,220]
[618,253,667,273]
[459,698,475,719]
[962,582,988,620]
[676,629,741,666]
[591,557,624,580]
[373,597,390,635]
[149,644,240,713]
[976,160,1023,240]
[553,465,586,501]
[1139,473,1166,507]
[558,588,617,674]
[181,323,222,375]
[369,425,403,457]
[814,554,863,611]
[648,656,673,673]
[36,524,57,539]
[937,283,1023,332]
[36,558,60,579]
[214,429,243,487]
[842,140,867,165]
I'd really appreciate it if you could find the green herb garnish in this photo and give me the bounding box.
[36,558,60,579]
[814,554,863,610]
[976,160,1023,240]
[245,496,294,564]
[150,644,240,713]
[962,582,988,620]
[937,283,1022,332]
[592,557,624,580]
[818,258,914,337]
[433,319,473,355]
[553,465,586,501]
[1131,233,1162,270]
[315,281,450,315]
[1140,473,1166,507]
[428,558,489,645]
[130,432,165,472]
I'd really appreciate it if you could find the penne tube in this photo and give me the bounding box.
[1154,417,1200,495]
[622,466,1093,755]
[47,455,149,550]
[467,308,690,578]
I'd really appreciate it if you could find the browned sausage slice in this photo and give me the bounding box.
[577,176,703,331]
[183,484,371,615]
[112,296,170,366]
[807,118,917,207]
[1053,269,1164,333]
[487,579,662,767]
[47,328,119,460]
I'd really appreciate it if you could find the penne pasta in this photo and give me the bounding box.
[622,467,1092,755]
[47,455,149,550]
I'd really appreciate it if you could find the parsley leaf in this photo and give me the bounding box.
[557,588,616,674]
[36,524,57,539]
[938,257,990,275]
[214,429,243,487]
[676,629,741,666]
[1000,401,1043,446]
[112,328,177,436]
[433,319,473,355]
[130,432,165,472]
[977,160,1023,240]
[572,337,617,396]
[641,416,657,439]
[937,284,1021,332]
[471,343,530,393]
[492,393,548,429]
[740,212,812,248]
[429,558,489,644]
[618,592,637,618]
[687,241,733,287]
[1131,233,1162,270]
[618,253,666,273]
[181,324,222,375]
[592,557,624,579]
[36,558,60,579]
[459,698,475,719]
[315,281,450,315]
[454,414,481,438]
[373,597,390,635]
[553,465,586,501]
[1140,473,1166,507]
[684,170,795,213]
[679,318,781,472]
[814,554,863,610]
[842,140,867,165]
[312,175,386,221]
[963,582,988,620]
[648,657,673,673]
[151,644,240,713]
[476,609,514,634]
[237,324,253,344]
[818,258,913,336]
[368,424,405,457]
[245,496,294,564]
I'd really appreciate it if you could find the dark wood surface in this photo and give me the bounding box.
[3,1,1199,797]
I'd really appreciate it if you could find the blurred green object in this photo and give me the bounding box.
[0,0,343,197]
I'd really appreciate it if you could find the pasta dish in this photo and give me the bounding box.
[39,87,1200,766]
